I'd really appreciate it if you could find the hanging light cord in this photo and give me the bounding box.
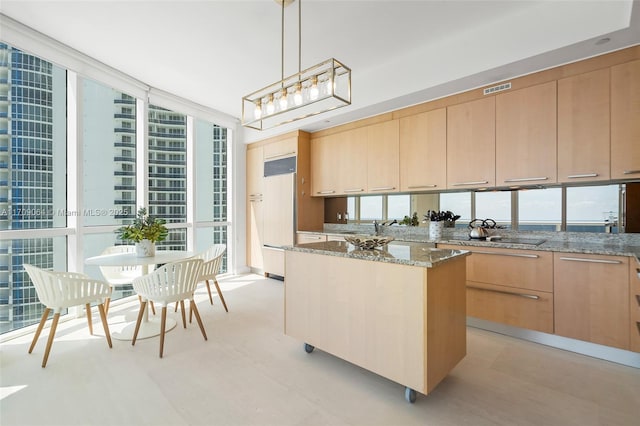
[298,0,301,74]
[281,0,285,86]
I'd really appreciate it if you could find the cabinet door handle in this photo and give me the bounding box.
[408,185,437,189]
[567,173,598,179]
[264,151,296,160]
[559,256,622,264]
[467,285,540,300]
[471,251,539,259]
[503,177,548,183]
[451,180,489,186]
[344,188,364,193]
[624,170,640,175]
[370,186,395,192]
[317,190,336,195]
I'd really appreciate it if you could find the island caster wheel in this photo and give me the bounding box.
[405,387,417,403]
[304,343,315,353]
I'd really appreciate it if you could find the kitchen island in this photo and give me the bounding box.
[284,241,470,402]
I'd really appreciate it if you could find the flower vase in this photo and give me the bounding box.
[135,239,156,257]
[429,221,444,241]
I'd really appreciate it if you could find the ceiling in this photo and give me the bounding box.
[1,0,639,143]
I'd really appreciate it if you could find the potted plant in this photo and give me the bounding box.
[116,207,168,257]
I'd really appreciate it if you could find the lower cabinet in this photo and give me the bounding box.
[554,253,629,350]
[631,261,640,353]
[438,244,554,333]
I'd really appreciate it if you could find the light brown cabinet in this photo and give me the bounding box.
[611,60,640,180]
[246,146,264,269]
[339,127,368,195]
[399,108,447,192]
[557,68,611,183]
[311,127,367,196]
[496,81,557,185]
[262,135,297,160]
[310,134,339,196]
[629,261,640,353]
[367,120,399,193]
[554,253,629,350]
[446,97,496,189]
[285,249,467,396]
[438,244,554,333]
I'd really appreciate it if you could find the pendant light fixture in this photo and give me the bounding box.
[242,0,351,130]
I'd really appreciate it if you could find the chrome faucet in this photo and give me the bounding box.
[374,220,397,235]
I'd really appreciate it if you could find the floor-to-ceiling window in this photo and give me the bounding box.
[0,43,67,333]
[0,41,232,335]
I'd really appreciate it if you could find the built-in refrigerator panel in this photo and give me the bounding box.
[262,172,295,277]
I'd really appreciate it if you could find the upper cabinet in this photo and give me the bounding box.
[399,108,447,192]
[496,82,557,186]
[311,134,339,196]
[611,59,640,180]
[447,97,496,189]
[263,136,297,160]
[339,127,368,195]
[558,68,611,183]
[246,145,264,200]
[367,120,399,193]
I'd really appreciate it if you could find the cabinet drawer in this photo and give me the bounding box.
[631,261,640,353]
[439,244,553,292]
[467,282,554,333]
[296,233,327,244]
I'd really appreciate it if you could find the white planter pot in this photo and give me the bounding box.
[429,221,444,241]
[135,239,156,257]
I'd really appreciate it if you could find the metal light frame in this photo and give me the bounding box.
[241,0,351,130]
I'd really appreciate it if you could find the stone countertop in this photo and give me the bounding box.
[284,240,470,268]
[318,225,640,264]
[437,237,640,263]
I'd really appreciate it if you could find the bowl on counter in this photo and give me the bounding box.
[344,235,394,250]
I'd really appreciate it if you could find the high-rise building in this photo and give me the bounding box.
[0,43,67,333]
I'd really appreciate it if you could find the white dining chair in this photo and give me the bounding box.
[131,258,206,358]
[23,264,113,367]
[98,245,155,315]
[194,244,228,313]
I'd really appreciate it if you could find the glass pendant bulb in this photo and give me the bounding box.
[266,94,275,115]
[279,89,288,110]
[310,76,319,100]
[294,82,303,106]
[253,100,262,120]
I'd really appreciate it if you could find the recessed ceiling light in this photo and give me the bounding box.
[595,37,611,45]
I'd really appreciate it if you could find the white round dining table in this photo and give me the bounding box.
[85,250,196,341]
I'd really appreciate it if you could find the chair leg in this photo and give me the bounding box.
[132,301,147,346]
[190,300,208,341]
[179,300,186,328]
[159,307,167,358]
[205,280,214,305]
[139,295,155,315]
[29,307,50,354]
[85,303,94,335]
[105,287,113,315]
[98,303,113,348]
[42,313,60,368]
[212,279,229,312]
